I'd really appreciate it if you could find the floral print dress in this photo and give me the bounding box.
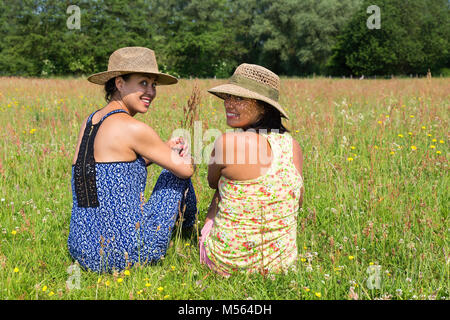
[203,132,303,275]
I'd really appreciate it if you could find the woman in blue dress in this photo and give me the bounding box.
[68,47,197,273]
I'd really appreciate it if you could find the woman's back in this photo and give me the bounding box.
[69,109,149,272]
[204,132,303,274]
[68,48,197,274]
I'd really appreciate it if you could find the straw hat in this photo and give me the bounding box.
[87,47,177,85]
[208,63,288,119]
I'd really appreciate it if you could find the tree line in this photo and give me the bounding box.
[0,0,448,78]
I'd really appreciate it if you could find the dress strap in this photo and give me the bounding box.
[99,109,129,123]
[87,110,98,124]
[73,109,128,208]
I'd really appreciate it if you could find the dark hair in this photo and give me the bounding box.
[104,73,131,102]
[246,101,289,134]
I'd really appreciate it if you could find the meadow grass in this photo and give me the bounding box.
[0,76,448,300]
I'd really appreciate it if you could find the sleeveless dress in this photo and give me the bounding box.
[201,132,303,275]
[68,109,197,273]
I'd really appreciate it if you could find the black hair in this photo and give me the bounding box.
[246,100,289,134]
[104,73,131,102]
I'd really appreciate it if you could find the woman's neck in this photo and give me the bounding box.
[108,98,133,116]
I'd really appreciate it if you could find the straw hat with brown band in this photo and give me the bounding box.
[87,47,178,86]
[207,63,289,119]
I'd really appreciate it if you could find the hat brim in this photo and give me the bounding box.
[208,83,289,119]
[87,70,178,86]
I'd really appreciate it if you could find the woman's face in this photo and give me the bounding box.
[115,73,157,115]
[223,94,265,129]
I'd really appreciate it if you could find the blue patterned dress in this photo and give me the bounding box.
[68,109,197,273]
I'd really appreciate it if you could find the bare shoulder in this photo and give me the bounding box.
[102,113,158,138]
[215,131,260,155]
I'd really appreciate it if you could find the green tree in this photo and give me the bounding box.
[241,0,362,75]
[150,0,244,78]
[328,0,450,76]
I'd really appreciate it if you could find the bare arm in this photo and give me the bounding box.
[292,138,304,208]
[207,134,226,189]
[129,121,194,179]
[143,137,189,166]
[72,117,88,165]
[205,189,221,224]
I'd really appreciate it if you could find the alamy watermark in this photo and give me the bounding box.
[66,263,81,290]
[366,264,382,289]
[67,5,81,30]
[169,122,274,166]
[367,5,381,29]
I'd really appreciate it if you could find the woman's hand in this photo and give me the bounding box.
[166,136,189,157]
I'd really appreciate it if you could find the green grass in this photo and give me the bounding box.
[0,77,448,300]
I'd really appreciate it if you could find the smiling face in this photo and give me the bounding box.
[114,73,157,115]
[223,94,265,129]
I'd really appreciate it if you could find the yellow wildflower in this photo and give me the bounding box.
[348,255,355,260]
[410,115,414,118]
[439,140,444,144]
[42,286,47,292]
[157,286,164,292]
[430,145,436,149]
[436,151,441,155]
[390,151,395,155]
[11,230,17,235]
[347,157,354,162]
[13,267,19,273]
[117,278,123,283]
[315,292,322,298]
[432,139,437,142]
[411,146,417,151]
[421,126,426,130]
[145,283,151,287]
[124,270,130,276]
[398,134,404,138]
[164,294,170,299]
[408,132,412,135]
[48,291,55,297]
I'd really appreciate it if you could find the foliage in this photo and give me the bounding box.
[327,0,450,76]
[0,0,448,77]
